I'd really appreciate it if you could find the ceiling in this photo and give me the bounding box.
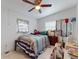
[2,0,77,19]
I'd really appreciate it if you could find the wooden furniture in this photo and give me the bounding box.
[65,42,78,59]
[48,36,58,45]
[14,40,18,51]
[48,30,58,45]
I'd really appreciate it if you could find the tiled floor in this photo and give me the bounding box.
[1,46,54,59]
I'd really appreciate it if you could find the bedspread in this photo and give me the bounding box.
[16,35,50,59]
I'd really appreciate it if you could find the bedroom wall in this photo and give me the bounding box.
[1,7,37,54]
[37,5,78,43]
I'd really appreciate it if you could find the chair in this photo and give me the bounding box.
[50,46,64,59]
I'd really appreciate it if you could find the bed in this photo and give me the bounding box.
[15,35,50,59]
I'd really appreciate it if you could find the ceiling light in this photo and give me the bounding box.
[35,5,40,10]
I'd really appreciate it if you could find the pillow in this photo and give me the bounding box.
[40,31,47,35]
[34,31,40,35]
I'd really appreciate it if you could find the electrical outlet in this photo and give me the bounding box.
[5,51,10,54]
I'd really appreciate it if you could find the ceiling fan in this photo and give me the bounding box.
[22,0,52,13]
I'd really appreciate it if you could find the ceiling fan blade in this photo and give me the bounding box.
[28,7,35,12]
[41,4,52,7]
[39,9,42,13]
[35,0,42,5]
[22,0,35,5]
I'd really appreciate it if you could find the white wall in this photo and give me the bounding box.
[1,7,37,54]
[37,6,78,43]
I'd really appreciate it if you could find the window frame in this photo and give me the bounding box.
[17,19,29,33]
[45,21,56,31]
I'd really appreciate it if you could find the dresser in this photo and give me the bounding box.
[48,30,58,45]
[48,36,58,45]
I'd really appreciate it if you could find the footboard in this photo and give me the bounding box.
[14,40,36,59]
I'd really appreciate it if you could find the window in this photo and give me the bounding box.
[17,19,29,33]
[45,21,56,30]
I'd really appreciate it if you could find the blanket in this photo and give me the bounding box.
[16,35,50,59]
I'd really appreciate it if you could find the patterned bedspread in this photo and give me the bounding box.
[16,35,50,59]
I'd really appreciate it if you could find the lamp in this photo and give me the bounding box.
[64,18,69,37]
[65,18,69,23]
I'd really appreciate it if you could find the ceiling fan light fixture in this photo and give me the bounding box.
[22,0,52,13]
[35,5,41,10]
